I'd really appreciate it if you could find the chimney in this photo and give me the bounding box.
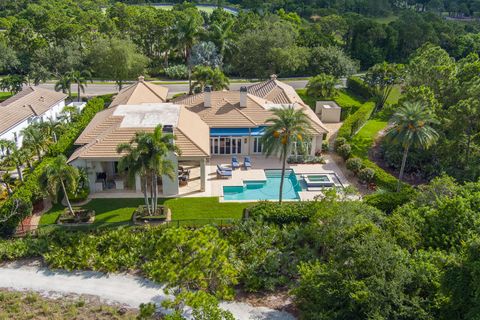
[138,75,145,82]
[204,86,212,107]
[240,86,247,108]
[270,74,277,80]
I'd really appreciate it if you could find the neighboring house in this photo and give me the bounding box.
[0,87,67,150]
[68,76,328,197]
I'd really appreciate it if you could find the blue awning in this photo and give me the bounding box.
[250,126,267,136]
[210,126,268,137]
[210,128,250,137]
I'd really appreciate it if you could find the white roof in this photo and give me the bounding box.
[113,103,182,128]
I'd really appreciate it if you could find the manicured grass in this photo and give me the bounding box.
[0,92,13,102]
[351,119,388,157]
[40,197,250,226]
[372,15,398,24]
[387,86,402,105]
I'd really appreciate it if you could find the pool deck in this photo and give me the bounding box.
[205,155,350,201]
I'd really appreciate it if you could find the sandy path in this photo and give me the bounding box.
[0,263,295,320]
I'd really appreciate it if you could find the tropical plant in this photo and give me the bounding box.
[386,102,439,191]
[364,62,405,113]
[192,66,230,92]
[117,125,178,215]
[209,19,236,59]
[54,74,72,98]
[59,105,81,122]
[306,73,338,98]
[0,139,16,158]
[41,155,79,215]
[261,106,312,203]
[67,70,92,102]
[21,124,51,160]
[5,147,28,182]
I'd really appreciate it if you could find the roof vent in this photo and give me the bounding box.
[240,86,247,108]
[39,96,45,102]
[270,74,278,80]
[163,125,174,133]
[204,86,212,108]
[138,75,145,82]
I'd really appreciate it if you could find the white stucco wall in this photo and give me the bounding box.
[0,100,65,150]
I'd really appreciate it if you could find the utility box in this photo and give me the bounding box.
[315,101,341,123]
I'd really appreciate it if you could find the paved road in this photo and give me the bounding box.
[37,80,309,98]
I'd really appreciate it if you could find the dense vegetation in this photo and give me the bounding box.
[0,0,479,87]
[1,178,480,319]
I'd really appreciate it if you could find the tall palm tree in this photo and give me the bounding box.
[67,70,92,102]
[38,118,65,143]
[0,139,16,158]
[261,106,312,203]
[41,155,79,215]
[117,125,178,215]
[176,16,202,94]
[386,102,439,191]
[209,19,236,59]
[54,74,72,98]
[117,132,152,215]
[21,124,50,160]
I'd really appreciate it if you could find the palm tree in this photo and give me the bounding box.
[209,19,236,59]
[41,155,79,215]
[192,66,229,92]
[117,132,152,214]
[0,172,15,195]
[21,124,50,161]
[5,147,27,182]
[175,16,202,94]
[59,105,81,122]
[38,118,65,143]
[0,139,16,158]
[67,70,92,102]
[54,74,72,98]
[386,102,439,191]
[261,106,312,203]
[117,125,178,215]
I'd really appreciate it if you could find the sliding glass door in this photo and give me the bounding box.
[210,137,242,155]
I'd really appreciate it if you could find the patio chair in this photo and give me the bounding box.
[217,164,232,179]
[243,157,251,170]
[231,156,240,169]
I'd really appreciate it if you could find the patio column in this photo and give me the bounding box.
[310,136,317,156]
[200,158,206,192]
[135,174,142,192]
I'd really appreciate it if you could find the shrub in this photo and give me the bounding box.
[346,157,363,174]
[337,102,375,139]
[358,167,375,184]
[306,73,338,99]
[337,143,352,160]
[164,64,188,80]
[334,137,347,151]
[247,201,318,224]
[347,76,373,99]
[364,189,416,214]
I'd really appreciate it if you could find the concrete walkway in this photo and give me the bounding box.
[0,262,295,320]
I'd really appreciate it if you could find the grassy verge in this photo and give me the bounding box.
[40,197,250,227]
[0,289,138,319]
[350,118,388,157]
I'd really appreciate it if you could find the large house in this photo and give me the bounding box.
[68,76,328,197]
[0,87,67,149]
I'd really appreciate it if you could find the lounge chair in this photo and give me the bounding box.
[244,157,251,170]
[231,156,240,169]
[217,164,232,179]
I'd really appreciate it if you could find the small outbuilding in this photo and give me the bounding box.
[315,101,341,123]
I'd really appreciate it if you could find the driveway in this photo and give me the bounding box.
[0,262,295,320]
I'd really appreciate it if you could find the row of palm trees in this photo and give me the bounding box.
[54,70,92,102]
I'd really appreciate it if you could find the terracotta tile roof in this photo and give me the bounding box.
[174,85,328,134]
[109,77,169,108]
[69,103,209,162]
[0,87,67,135]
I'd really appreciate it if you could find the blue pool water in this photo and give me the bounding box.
[223,169,302,201]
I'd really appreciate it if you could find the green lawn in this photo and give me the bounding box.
[351,119,388,157]
[39,197,251,227]
[296,88,364,110]
[0,92,13,102]
[387,86,402,105]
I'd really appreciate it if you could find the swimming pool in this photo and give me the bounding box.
[223,169,302,201]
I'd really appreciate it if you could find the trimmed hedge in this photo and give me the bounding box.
[247,201,318,224]
[347,76,373,100]
[364,188,416,214]
[0,98,105,236]
[337,101,375,139]
[49,97,105,157]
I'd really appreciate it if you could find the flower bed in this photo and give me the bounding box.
[132,205,170,225]
[56,208,95,225]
